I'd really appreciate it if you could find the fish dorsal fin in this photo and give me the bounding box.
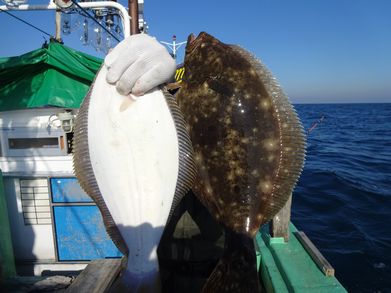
[230,45,306,223]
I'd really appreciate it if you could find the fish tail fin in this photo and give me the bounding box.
[202,229,260,293]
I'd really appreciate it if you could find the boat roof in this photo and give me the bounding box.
[0,40,102,111]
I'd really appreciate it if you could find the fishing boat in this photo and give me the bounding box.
[0,1,346,292]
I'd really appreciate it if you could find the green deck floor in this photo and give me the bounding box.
[255,223,347,293]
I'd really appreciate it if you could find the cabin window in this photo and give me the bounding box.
[20,179,51,225]
[8,138,59,149]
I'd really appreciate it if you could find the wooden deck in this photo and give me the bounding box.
[66,258,123,293]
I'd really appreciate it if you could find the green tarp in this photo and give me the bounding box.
[0,41,103,111]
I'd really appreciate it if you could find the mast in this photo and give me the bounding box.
[129,0,139,34]
[161,35,187,60]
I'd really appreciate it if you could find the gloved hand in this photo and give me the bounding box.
[105,34,176,97]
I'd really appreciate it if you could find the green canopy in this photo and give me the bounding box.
[0,41,103,111]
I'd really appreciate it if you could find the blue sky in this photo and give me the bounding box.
[1,0,390,103]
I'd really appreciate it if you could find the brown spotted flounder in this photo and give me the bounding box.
[176,32,306,292]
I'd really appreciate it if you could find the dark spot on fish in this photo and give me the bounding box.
[208,125,217,133]
[207,78,234,97]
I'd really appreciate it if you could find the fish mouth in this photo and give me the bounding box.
[188,33,197,45]
[185,32,208,54]
[185,33,198,54]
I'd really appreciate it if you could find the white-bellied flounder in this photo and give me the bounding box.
[72,66,196,292]
[176,32,306,292]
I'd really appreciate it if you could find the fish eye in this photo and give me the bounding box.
[208,74,222,80]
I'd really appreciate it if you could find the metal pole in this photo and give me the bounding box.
[55,9,61,41]
[129,0,139,34]
[0,1,131,37]
[172,38,176,57]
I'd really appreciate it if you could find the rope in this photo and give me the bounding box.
[0,8,51,37]
[70,0,120,42]
[1,3,121,42]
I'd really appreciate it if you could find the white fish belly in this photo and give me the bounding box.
[87,66,179,274]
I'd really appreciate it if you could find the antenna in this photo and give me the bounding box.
[161,35,186,59]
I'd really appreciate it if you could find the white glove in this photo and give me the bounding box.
[105,34,176,96]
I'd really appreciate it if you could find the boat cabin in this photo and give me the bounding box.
[0,42,123,275]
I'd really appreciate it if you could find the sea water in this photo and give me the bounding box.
[292,103,391,292]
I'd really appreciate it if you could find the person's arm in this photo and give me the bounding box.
[105,34,176,97]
